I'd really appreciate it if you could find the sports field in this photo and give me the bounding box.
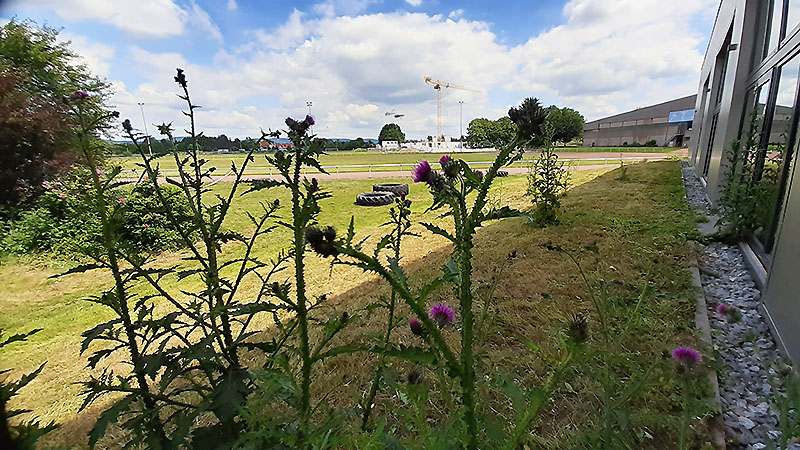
[111,147,682,175]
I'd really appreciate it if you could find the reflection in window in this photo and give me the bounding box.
[765,0,785,57]
[756,56,800,252]
[787,0,800,40]
[703,113,718,176]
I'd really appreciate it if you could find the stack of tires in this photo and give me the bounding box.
[356,183,409,206]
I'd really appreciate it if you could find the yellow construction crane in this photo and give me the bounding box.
[424,76,480,146]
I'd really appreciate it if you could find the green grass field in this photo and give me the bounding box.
[110,147,678,174]
[1,162,710,448]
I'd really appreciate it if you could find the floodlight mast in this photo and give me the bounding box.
[423,76,480,147]
[138,102,152,156]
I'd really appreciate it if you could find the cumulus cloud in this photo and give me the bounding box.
[226,0,237,11]
[509,0,717,117]
[60,33,115,78]
[252,9,308,50]
[406,0,423,7]
[15,0,222,40]
[60,0,715,138]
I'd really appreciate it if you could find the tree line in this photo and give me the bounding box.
[467,106,584,148]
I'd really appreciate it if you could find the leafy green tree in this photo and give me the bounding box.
[546,106,584,145]
[378,123,405,143]
[466,117,516,147]
[0,19,111,208]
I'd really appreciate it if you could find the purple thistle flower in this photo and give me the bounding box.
[716,304,728,315]
[75,90,89,99]
[410,318,424,336]
[614,279,624,285]
[305,115,315,126]
[429,303,454,328]
[439,154,452,167]
[412,160,432,183]
[672,346,702,368]
[285,117,294,127]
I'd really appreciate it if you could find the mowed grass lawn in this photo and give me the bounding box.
[0,161,710,448]
[110,147,677,174]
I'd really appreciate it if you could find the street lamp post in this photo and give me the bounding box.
[458,101,464,150]
[306,101,313,134]
[138,102,153,157]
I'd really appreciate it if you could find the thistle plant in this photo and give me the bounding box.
[755,347,800,449]
[311,98,579,448]
[0,329,57,450]
[526,124,569,226]
[672,346,702,450]
[72,68,288,448]
[361,194,414,430]
[240,113,362,448]
[63,90,172,448]
[719,108,781,240]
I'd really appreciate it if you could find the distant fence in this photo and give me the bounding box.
[119,155,673,179]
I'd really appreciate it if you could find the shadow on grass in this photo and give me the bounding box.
[42,161,707,449]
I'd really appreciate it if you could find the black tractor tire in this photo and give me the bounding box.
[356,192,395,206]
[497,170,509,177]
[373,183,409,197]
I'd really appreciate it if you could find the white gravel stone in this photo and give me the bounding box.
[681,165,790,449]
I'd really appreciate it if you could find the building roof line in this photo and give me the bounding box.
[584,94,697,126]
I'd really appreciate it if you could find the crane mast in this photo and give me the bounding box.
[424,76,479,147]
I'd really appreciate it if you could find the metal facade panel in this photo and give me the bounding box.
[763,152,800,362]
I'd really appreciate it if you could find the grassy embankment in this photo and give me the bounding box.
[0,161,711,448]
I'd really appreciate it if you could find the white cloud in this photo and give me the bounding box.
[15,0,222,41]
[252,9,308,50]
[406,0,423,7]
[61,1,715,138]
[509,0,717,118]
[185,0,223,42]
[60,33,115,78]
[226,0,238,11]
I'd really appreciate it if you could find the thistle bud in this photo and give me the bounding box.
[568,314,589,344]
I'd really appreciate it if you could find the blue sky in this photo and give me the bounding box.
[2,0,719,139]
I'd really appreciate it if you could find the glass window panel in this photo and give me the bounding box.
[766,0,785,57]
[754,82,772,144]
[756,55,800,253]
[787,0,800,39]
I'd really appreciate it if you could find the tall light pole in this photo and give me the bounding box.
[459,101,464,150]
[138,102,153,156]
[306,101,313,134]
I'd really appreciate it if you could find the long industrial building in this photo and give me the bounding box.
[583,95,697,147]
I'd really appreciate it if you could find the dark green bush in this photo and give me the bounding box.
[0,169,194,257]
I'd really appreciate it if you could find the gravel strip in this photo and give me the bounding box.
[681,165,795,450]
